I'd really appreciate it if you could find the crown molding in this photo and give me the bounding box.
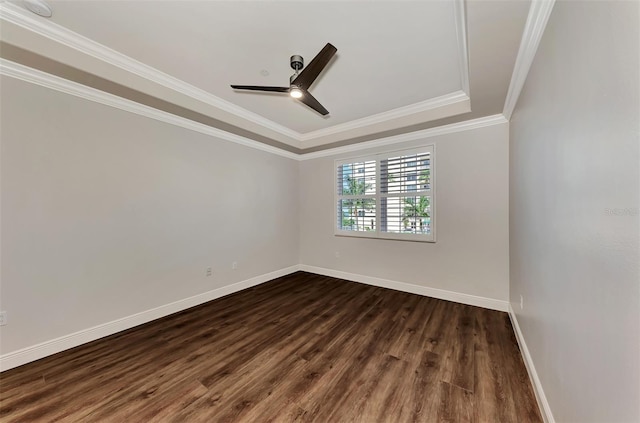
[299,90,469,142]
[2,58,507,163]
[503,0,556,120]
[299,114,508,160]
[0,1,472,147]
[0,1,301,140]
[0,59,299,160]
[454,0,470,95]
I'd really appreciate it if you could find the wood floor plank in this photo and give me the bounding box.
[489,309,543,423]
[438,381,474,423]
[473,308,519,422]
[441,304,476,392]
[385,294,435,362]
[0,272,543,423]
[343,353,412,423]
[404,349,444,421]
[296,299,395,421]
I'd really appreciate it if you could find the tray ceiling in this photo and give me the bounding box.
[0,0,531,152]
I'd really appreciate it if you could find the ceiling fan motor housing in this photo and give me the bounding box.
[290,55,304,71]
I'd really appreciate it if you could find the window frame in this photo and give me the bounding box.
[334,145,436,243]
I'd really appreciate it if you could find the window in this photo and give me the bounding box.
[335,146,435,242]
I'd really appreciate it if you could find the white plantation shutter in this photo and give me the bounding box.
[336,158,377,233]
[335,146,435,242]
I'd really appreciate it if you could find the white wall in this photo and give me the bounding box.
[0,76,299,358]
[299,123,510,304]
[509,1,639,422]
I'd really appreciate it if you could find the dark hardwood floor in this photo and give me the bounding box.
[0,272,542,422]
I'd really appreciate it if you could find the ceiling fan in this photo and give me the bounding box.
[230,43,337,116]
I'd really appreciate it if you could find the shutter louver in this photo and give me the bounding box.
[335,146,434,241]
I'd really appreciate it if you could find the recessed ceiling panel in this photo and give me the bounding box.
[46,1,463,133]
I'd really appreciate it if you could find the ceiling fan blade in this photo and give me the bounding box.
[297,90,329,116]
[292,43,337,90]
[230,85,290,93]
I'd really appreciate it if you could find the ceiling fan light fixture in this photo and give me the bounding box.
[290,88,303,99]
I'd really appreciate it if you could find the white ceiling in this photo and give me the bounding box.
[0,0,531,151]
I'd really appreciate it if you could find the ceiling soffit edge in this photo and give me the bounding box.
[0,58,506,162]
[0,58,301,159]
[0,1,471,145]
[299,90,470,142]
[298,114,508,160]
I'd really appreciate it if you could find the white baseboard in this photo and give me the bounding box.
[0,265,301,372]
[299,265,509,312]
[1,264,510,372]
[508,304,555,423]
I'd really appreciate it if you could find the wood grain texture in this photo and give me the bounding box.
[0,272,542,422]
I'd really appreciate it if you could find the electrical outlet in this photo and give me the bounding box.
[232,261,238,270]
[335,251,340,258]
[520,295,524,310]
[206,267,212,277]
[0,311,7,326]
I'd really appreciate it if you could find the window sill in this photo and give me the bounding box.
[334,231,436,243]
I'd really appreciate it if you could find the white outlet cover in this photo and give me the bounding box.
[0,311,7,326]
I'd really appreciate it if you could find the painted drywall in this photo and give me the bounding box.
[0,76,299,356]
[509,1,640,422]
[299,123,510,302]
